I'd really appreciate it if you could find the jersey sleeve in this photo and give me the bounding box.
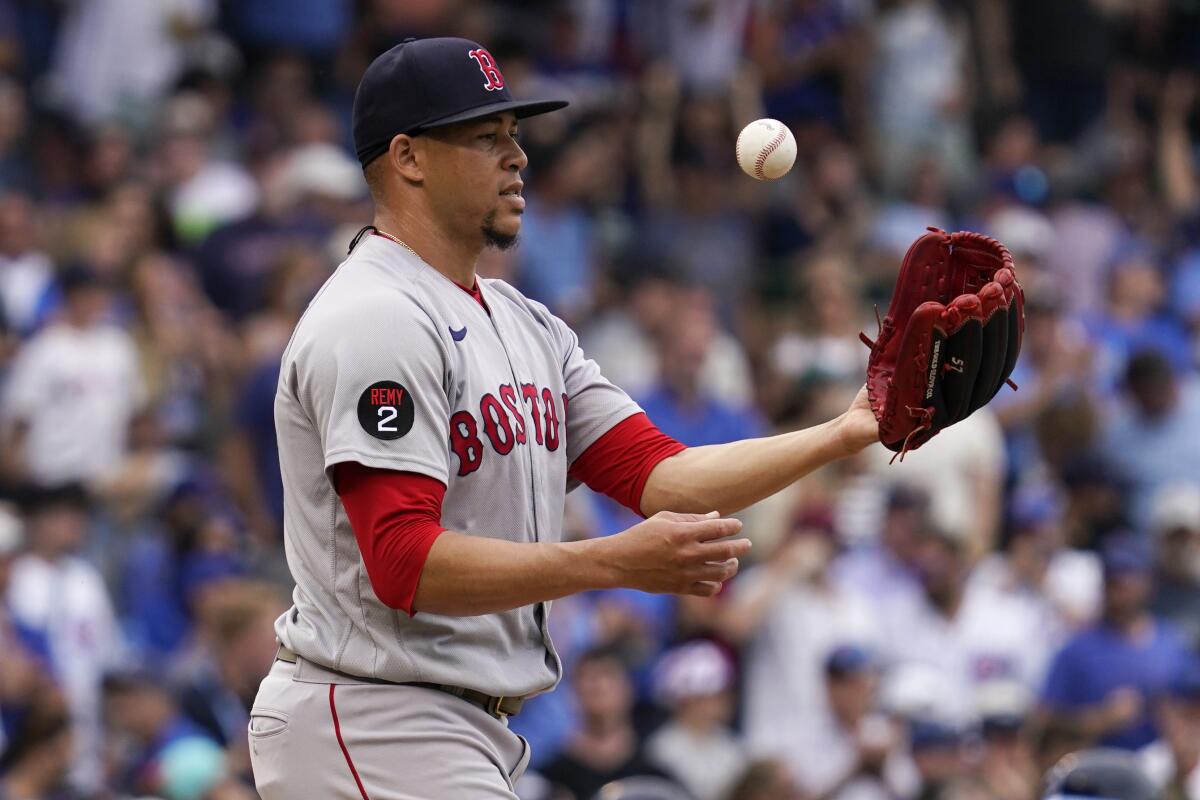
[568,412,686,516]
[333,462,446,616]
[291,295,452,484]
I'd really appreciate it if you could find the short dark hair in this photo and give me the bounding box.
[0,707,71,771]
[1124,350,1174,391]
[574,644,629,674]
[16,482,90,516]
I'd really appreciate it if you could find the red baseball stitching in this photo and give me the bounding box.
[754,127,787,180]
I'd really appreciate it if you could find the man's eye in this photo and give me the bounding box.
[510,130,520,141]
[479,133,497,142]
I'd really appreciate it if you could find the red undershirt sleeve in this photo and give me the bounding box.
[333,461,447,616]
[567,412,687,517]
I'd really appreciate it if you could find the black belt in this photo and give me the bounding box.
[275,646,525,719]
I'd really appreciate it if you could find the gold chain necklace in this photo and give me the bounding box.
[372,227,420,258]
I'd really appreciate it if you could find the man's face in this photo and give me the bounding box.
[913,535,963,599]
[827,671,875,723]
[573,657,633,722]
[1104,571,1151,618]
[1130,374,1177,420]
[418,112,527,250]
[31,506,86,557]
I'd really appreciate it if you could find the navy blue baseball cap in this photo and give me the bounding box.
[824,644,876,677]
[1100,534,1153,577]
[352,37,568,168]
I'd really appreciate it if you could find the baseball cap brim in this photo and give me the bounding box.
[413,98,568,132]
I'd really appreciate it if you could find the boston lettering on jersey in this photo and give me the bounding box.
[450,382,567,476]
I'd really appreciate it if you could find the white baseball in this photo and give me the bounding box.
[736,118,797,181]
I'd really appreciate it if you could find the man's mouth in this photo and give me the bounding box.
[500,183,525,210]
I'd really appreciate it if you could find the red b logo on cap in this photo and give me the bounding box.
[468,48,505,92]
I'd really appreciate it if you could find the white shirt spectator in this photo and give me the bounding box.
[791,710,918,800]
[739,574,881,782]
[864,408,1006,550]
[2,322,146,486]
[645,723,746,800]
[582,311,756,409]
[969,549,1102,635]
[7,552,126,790]
[51,0,215,124]
[869,0,973,190]
[664,0,752,91]
[880,578,1055,724]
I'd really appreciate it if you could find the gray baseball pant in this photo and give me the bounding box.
[248,658,531,799]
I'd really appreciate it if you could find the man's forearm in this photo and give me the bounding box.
[640,417,857,517]
[412,531,617,616]
[410,511,750,617]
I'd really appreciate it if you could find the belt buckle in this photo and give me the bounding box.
[487,695,508,718]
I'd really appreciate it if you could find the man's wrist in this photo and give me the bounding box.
[831,413,876,457]
[567,536,622,591]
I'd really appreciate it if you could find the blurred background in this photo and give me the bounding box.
[0,0,1199,799]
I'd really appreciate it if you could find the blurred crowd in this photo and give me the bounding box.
[0,0,1200,799]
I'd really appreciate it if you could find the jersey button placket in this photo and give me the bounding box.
[486,309,542,546]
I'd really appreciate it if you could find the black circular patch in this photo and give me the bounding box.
[357,381,415,440]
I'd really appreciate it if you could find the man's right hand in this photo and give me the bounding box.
[599,510,751,596]
[1101,687,1144,731]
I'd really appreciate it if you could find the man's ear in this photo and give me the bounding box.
[387,133,424,183]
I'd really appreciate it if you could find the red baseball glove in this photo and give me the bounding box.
[860,228,1024,460]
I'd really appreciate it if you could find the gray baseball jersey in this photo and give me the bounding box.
[272,233,640,698]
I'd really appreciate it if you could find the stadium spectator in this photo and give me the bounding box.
[645,640,746,800]
[1147,484,1200,651]
[1086,248,1192,395]
[0,267,145,489]
[1103,351,1200,527]
[969,680,1040,800]
[833,484,926,616]
[724,758,804,800]
[968,484,1102,636]
[904,719,969,800]
[1039,534,1192,751]
[177,581,285,754]
[789,644,913,800]
[992,283,1094,474]
[102,670,219,798]
[867,0,974,196]
[729,507,880,785]
[539,647,677,800]
[514,119,607,321]
[0,707,76,800]
[880,521,1054,724]
[48,0,216,127]
[5,485,125,792]
[637,294,765,448]
[0,502,55,761]
[1138,657,1200,800]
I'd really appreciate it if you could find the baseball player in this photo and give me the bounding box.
[248,37,880,800]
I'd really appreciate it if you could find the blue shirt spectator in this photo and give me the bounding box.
[1040,621,1188,749]
[235,359,284,530]
[1040,535,1191,749]
[225,0,350,55]
[1103,353,1200,527]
